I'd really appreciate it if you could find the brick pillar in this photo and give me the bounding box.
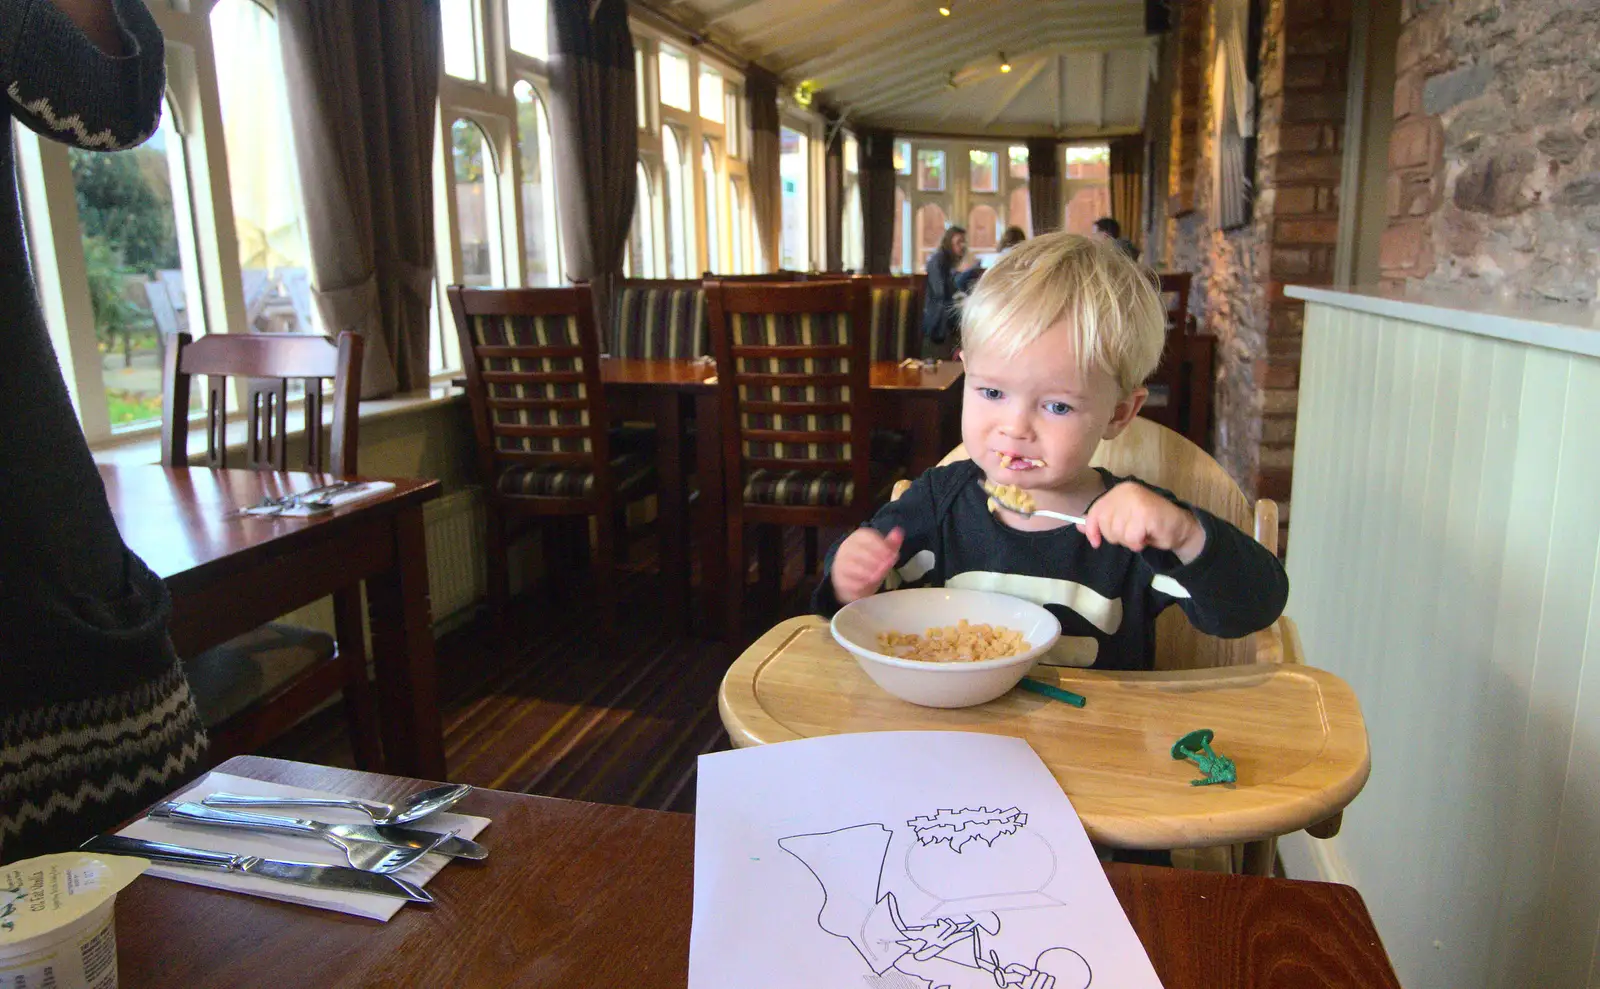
[1379,5,1447,289]
[1254,0,1353,549]
[1166,0,1207,250]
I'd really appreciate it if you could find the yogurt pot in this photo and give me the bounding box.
[0,852,148,989]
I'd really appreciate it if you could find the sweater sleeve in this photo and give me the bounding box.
[2,0,166,151]
[813,467,947,616]
[1142,506,1289,638]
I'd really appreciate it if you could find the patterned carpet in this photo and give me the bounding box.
[264,540,817,814]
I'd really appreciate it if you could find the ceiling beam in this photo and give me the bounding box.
[788,5,1134,81]
[983,58,1050,128]
[842,33,1147,117]
[703,0,783,26]
[857,121,1145,141]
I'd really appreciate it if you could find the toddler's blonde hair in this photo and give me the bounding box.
[959,232,1166,396]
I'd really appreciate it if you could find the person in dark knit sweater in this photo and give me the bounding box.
[816,233,1287,671]
[1,0,206,863]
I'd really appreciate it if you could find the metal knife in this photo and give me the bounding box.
[81,834,434,903]
[164,801,486,860]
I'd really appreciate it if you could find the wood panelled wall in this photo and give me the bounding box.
[1287,301,1600,989]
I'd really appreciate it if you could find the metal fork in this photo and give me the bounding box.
[149,801,450,874]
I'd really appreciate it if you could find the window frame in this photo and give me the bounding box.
[892,137,1032,273]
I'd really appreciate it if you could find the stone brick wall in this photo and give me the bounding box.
[1154,0,1352,547]
[1382,1,1600,301]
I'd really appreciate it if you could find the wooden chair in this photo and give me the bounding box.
[1139,272,1191,436]
[891,418,1327,873]
[160,330,383,770]
[449,285,658,629]
[706,279,901,643]
[852,273,924,363]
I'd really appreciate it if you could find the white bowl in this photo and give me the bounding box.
[830,587,1061,708]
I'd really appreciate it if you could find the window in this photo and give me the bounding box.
[702,140,724,273]
[629,162,662,278]
[659,45,691,112]
[662,127,692,277]
[68,98,200,429]
[894,139,911,175]
[729,179,747,274]
[211,0,312,334]
[1065,143,1111,178]
[514,81,562,286]
[969,150,998,194]
[451,118,502,286]
[892,186,909,273]
[635,48,649,130]
[915,203,947,265]
[779,125,809,270]
[440,0,482,81]
[699,66,724,122]
[725,89,741,156]
[1065,187,1113,236]
[1009,145,1029,179]
[842,133,862,271]
[967,205,998,251]
[1009,186,1032,237]
[1062,143,1112,236]
[508,0,549,59]
[916,149,945,192]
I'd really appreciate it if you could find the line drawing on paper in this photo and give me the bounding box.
[779,808,1092,989]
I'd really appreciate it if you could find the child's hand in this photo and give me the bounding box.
[830,527,905,603]
[1081,482,1206,564]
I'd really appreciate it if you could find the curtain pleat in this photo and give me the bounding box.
[746,69,781,272]
[1026,137,1061,236]
[277,0,441,397]
[547,0,638,334]
[1109,136,1145,248]
[859,128,896,274]
[823,109,843,272]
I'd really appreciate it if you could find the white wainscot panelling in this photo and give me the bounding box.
[1283,298,1600,989]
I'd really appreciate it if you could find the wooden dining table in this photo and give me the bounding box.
[100,465,447,778]
[111,755,1400,987]
[720,617,1371,854]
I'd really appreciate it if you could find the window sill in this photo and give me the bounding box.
[91,383,465,468]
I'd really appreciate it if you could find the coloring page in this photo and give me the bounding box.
[690,731,1162,989]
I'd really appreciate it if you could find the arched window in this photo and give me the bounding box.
[842,134,862,271]
[451,118,502,287]
[515,81,562,286]
[702,139,722,274]
[211,0,313,333]
[729,179,747,274]
[1009,186,1032,238]
[662,127,692,278]
[68,95,203,427]
[629,162,662,278]
[967,205,999,251]
[1064,186,1112,236]
[915,203,947,267]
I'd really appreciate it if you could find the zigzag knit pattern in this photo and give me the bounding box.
[1,661,207,864]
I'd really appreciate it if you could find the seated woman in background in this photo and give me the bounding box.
[997,225,1027,255]
[920,226,978,360]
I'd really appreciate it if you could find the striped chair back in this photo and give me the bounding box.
[610,279,708,359]
[448,285,613,503]
[706,280,874,514]
[853,274,922,361]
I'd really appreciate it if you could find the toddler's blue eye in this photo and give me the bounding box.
[977,387,1003,400]
[1044,401,1073,416]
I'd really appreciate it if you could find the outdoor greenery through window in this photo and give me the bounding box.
[515,81,562,287]
[1063,143,1111,235]
[451,118,499,286]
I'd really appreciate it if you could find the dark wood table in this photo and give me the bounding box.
[598,358,964,638]
[113,756,1400,988]
[100,467,446,778]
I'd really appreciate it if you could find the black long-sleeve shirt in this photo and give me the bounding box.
[814,459,1289,671]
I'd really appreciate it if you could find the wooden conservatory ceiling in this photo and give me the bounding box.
[648,0,1154,138]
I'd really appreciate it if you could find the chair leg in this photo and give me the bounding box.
[757,525,784,617]
[724,520,746,645]
[803,527,820,577]
[333,587,384,771]
[1241,838,1277,877]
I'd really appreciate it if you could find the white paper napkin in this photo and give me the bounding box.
[117,771,490,921]
[241,481,397,518]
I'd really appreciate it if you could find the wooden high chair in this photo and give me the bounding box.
[890,417,1335,873]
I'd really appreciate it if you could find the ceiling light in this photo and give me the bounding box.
[999,53,1012,73]
[938,4,951,15]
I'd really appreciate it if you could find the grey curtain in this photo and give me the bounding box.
[859,128,896,273]
[1109,136,1144,248]
[1027,137,1061,236]
[278,0,440,397]
[746,68,781,272]
[548,0,637,332]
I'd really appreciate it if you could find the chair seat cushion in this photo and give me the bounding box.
[184,622,334,727]
[743,463,903,508]
[498,452,655,500]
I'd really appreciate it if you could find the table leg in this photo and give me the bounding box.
[366,506,447,779]
[694,391,726,639]
[904,394,952,476]
[654,391,689,636]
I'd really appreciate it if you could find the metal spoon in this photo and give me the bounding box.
[980,480,1088,525]
[203,783,473,827]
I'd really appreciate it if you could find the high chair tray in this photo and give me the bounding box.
[719,616,1370,850]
